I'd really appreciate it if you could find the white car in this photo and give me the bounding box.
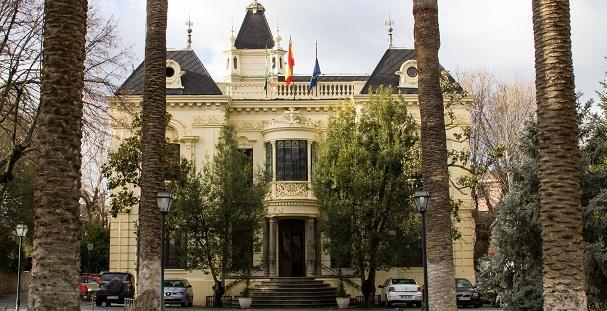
[378,278,423,307]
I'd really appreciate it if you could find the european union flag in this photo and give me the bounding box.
[308,42,321,93]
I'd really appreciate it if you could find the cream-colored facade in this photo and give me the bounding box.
[108,1,474,305]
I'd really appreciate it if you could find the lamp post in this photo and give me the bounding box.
[157,190,173,311]
[15,224,28,311]
[87,243,94,273]
[413,190,430,311]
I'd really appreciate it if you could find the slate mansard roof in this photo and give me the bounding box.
[235,1,275,50]
[118,49,222,96]
[361,48,417,94]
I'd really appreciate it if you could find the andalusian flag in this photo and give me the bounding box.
[285,37,295,86]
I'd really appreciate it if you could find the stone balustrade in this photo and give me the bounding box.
[222,81,363,100]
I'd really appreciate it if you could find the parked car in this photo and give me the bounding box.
[455,278,482,308]
[79,274,101,300]
[163,278,194,307]
[96,272,136,307]
[378,278,422,307]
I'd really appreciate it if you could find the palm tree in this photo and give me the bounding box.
[412,1,457,310]
[532,0,588,309]
[133,0,168,309]
[27,0,88,310]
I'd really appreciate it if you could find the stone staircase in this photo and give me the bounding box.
[249,277,338,308]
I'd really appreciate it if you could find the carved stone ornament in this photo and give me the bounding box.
[264,107,320,131]
[275,182,310,198]
[234,120,267,131]
[192,115,226,128]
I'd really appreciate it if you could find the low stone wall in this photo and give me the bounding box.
[0,272,31,296]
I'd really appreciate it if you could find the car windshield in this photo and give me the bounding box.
[164,280,186,287]
[392,279,415,285]
[101,273,129,281]
[456,279,473,288]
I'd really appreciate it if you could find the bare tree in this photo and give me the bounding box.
[0,0,131,185]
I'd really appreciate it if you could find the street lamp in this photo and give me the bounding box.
[15,224,28,311]
[87,243,94,273]
[157,190,173,311]
[413,189,430,311]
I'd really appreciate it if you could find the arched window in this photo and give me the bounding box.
[233,56,238,70]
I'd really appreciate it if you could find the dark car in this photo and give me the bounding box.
[96,272,136,307]
[455,278,482,308]
[164,278,194,307]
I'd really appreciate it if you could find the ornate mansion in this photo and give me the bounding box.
[108,0,474,304]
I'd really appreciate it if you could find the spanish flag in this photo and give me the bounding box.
[285,37,295,86]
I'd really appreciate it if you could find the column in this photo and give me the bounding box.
[306,217,316,277]
[269,218,277,277]
[263,219,269,276]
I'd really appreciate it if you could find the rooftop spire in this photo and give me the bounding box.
[385,12,394,48]
[235,0,274,49]
[186,15,193,49]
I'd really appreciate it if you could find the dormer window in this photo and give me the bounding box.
[166,59,184,89]
[396,60,418,88]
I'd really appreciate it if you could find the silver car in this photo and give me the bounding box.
[164,278,194,307]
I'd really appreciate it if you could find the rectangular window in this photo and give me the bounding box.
[164,230,186,269]
[276,140,308,181]
[239,148,254,185]
[265,142,273,178]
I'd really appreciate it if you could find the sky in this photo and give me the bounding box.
[97,0,607,102]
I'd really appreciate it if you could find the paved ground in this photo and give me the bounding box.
[0,294,501,310]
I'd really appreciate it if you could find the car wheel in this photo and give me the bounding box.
[95,298,102,307]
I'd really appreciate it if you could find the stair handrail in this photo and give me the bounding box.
[319,264,362,291]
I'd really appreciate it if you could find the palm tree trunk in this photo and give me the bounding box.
[532,0,588,309]
[134,0,167,310]
[28,0,88,309]
[412,1,457,310]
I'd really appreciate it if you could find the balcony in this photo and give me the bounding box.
[222,81,365,100]
[268,181,315,200]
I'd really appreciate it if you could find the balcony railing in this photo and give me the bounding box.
[222,81,364,100]
[268,181,315,200]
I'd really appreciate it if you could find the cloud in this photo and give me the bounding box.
[97,0,607,100]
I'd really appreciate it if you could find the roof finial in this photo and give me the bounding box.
[186,15,193,49]
[274,17,282,50]
[385,12,394,48]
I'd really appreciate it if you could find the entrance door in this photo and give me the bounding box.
[279,219,305,277]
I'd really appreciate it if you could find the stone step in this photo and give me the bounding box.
[256,284,329,289]
[251,300,337,308]
[251,293,335,299]
[260,280,327,285]
[251,287,336,292]
[248,277,338,308]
